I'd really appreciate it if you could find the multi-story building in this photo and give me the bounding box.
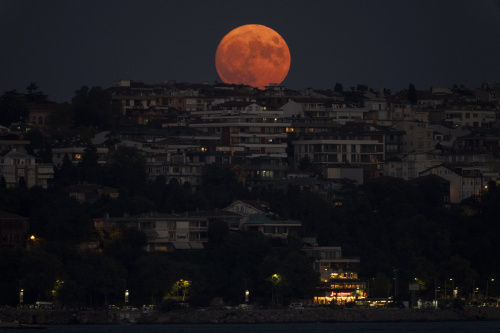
[0,149,53,188]
[302,244,365,305]
[443,108,497,129]
[94,212,209,252]
[189,102,290,159]
[281,99,367,125]
[292,122,392,179]
[51,140,108,167]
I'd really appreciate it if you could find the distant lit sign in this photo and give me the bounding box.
[330,291,352,297]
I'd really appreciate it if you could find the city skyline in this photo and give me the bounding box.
[1,0,499,103]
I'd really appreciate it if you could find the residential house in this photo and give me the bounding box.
[94,212,209,252]
[0,149,53,188]
[28,103,70,129]
[0,211,29,249]
[241,213,301,239]
[65,183,119,203]
[224,200,270,228]
[186,210,243,230]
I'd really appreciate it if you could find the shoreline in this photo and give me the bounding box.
[2,307,500,325]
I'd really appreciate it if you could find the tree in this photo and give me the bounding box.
[18,177,26,189]
[72,86,121,129]
[102,146,147,196]
[279,251,319,302]
[200,165,243,209]
[334,83,343,93]
[20,250,63,302]
[25,82,49,104]
[408,83,417,104]
[0,90,28,126]
[78,145,101,184]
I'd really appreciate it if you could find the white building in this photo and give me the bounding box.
[0,149,53,188]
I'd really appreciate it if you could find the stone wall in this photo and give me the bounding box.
[1,307,500,325]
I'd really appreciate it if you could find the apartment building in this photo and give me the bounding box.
[189,102,290,159]
[51,140,108,167]
[292,122,390,179]
[94,212,209,252]
[443,108,496,128]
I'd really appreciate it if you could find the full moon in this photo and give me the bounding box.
[215,24,291,89]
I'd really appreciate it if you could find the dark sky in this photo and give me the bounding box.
[1,0,499,102]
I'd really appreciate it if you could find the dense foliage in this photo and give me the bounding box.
[1,161,499,307]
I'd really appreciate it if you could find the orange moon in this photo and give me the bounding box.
[215,24,291,89]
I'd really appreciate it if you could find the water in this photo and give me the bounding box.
[5,321,500,333]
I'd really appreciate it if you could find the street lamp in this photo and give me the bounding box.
[245,289,249,304]
[486,278,494,305]
[19,289,23,307]
[124,290,129,307]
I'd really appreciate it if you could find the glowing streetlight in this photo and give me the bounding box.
[245,289,249,304]
[124,290,129,306]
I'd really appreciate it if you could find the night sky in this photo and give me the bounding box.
[1,0,499,103]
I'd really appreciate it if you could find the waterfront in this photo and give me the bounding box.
[1,322,500,333]
[3,307,500,326]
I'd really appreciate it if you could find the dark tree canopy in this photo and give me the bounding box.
[408,83,417,104]
[72,86,121,129]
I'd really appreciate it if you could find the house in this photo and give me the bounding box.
[93,212,209,252]
[186,210,243,230]
[64,183,119,203]
[241,213,301,238]
[28,103,70,129]
[0,149,53,188]
[224,200,270,228]
[0,211,29,249]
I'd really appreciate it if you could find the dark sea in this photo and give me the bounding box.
[6,322,500,333]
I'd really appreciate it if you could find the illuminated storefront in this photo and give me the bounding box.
[315,281,367,305]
